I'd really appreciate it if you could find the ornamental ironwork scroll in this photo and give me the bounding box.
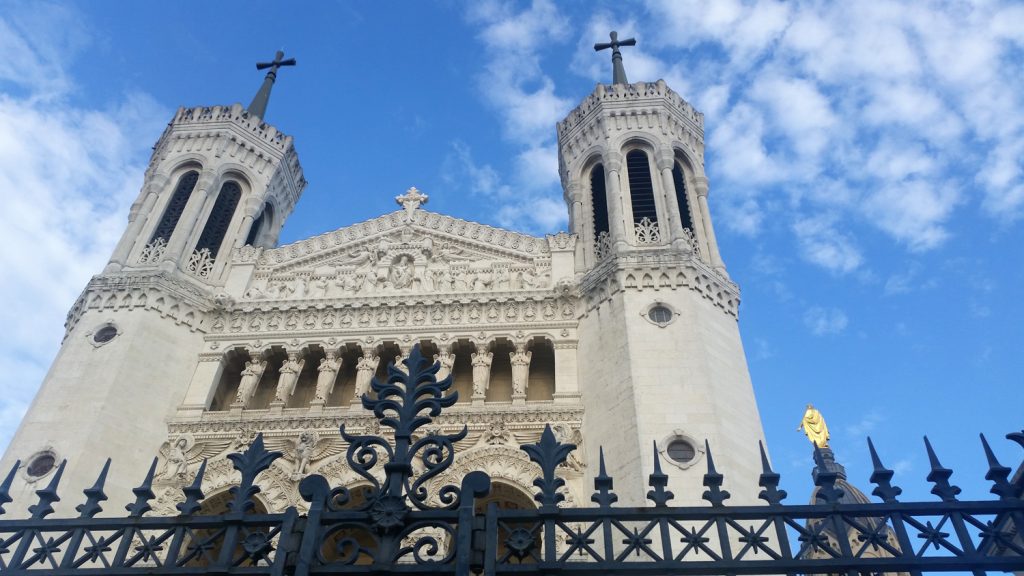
[0,344,1021,575]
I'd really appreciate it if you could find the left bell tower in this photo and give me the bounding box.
[1,52,306,514]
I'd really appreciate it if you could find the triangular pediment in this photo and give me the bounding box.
[235,210,555,301]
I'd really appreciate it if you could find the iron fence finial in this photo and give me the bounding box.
[0,460,19,515]
[76,458,111,518]
[867,437,902,503]
[701,440,730,507]
[757,441,787,505]
[176,458,207,515]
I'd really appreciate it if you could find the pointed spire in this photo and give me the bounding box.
[125,457,158,517]
[701,440,730,507]
[646,441,673,506]
[76,458,111,518]
[866,437,902,503]
[177,459,208,515]
[980,434,1016,500]
[591,447,618,508]
[247,50,296,120]
[28,459,66,519]
[0,460,20,515]
[757,441,787,505]
[594,31,637,85]
[924,436,961,502]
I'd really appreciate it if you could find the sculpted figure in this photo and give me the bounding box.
[470,351,493,399]
[510,344,532,398]
[294,431,316,477]
[797,404,830,448]
[314,351,342,402]
[495,267,511,290]
[353,354,380,400]
[309,277,329,298]
[273,352,305,404]
[434,349,456,381]
[165,437,189,479]
[234,354,267,407]
[390,255,415,289]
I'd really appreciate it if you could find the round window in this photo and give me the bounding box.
[26,453,56,478]
[648,305,673,324]
[93,325,118,344]
[665,439,696,464]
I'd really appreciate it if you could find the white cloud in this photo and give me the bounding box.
[803,306,849,336]
[0,8,166,452]
[792,215,863,274]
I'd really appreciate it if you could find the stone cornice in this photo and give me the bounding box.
[580,249,740,318]
[168,402,584,436]
[66,270,218,336]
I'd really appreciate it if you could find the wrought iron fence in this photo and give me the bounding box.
[0,345,1021,575]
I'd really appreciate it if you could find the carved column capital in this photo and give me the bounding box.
[693,176,710,197]
[603,152,623,173]
[655,148,676,172]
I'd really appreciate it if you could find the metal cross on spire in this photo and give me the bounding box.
[246,50,296,120]
[594,31,636,85]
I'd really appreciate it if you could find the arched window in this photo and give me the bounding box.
[671,162,694,232]
[590,164,609,249]
[194,181,242,259]
[625,150,658,225]
[149,171,198,243]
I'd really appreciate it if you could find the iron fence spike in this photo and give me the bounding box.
[0,459,19,515]
[646,441,673,506]
[923,436,961,502]
[177,458,208,515]
[757,441,787,505]
[980,433,1016,500]
[28,458,67,519]
[701,440,730,507]
[76,458,111,518]
[591,446,617,508]
[125,457,158,517]
[866,437,902,503]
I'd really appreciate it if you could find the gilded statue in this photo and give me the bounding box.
[797,403,830,448]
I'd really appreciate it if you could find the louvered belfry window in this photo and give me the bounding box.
[149,171,199,243]
[671,162,695,232]
[195,181,242,259]
[625,150,658,224]
[590,164,609,239]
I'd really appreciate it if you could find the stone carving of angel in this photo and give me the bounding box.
[158,434,232,481]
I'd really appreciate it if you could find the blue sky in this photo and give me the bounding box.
[1,0,1022,504]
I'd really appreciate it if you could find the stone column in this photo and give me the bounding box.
[352,353,380,409]
[694,176,725,271]
[656,149,684,247]
[234,197,264,249]
[567,182,586,270]
[106,173,169,271]
[509,343,532,405]
[160,170,217,271]
[270,350,304,410]
[470,350,493,406]
[310,350,342,411]
[603,154,629,252]
[553,341,581,403]
[231,352,266,412]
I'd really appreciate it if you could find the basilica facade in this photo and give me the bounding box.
[1,55,766,516]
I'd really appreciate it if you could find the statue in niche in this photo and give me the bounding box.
[390,255,415,289]
[273,352,305,404]
[353,354,380,400]
[510,344,532,398]
[314,351,342,402]
[234,354,267,407]
[434,349,456,380]
[470,351,493,398]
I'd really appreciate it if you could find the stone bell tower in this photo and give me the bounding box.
[0,52,307,513]
[561,33,765,505]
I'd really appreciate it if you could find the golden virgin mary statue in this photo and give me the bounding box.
[797,404,830,448]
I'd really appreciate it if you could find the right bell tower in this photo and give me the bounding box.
[560,33,766,505]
